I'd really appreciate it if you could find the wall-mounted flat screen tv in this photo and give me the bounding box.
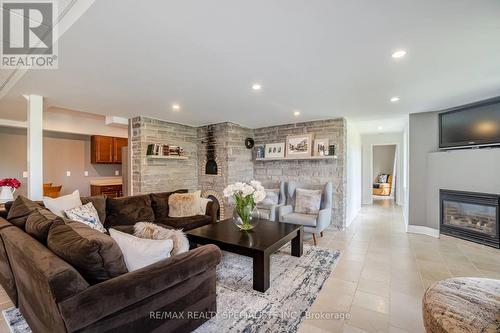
[439,97,500,149]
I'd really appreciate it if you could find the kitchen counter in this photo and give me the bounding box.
[89,177,123,186]
[90,178,123,198]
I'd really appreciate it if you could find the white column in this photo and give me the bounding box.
[27,95,43,200]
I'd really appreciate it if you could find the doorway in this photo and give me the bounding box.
[372,144,397,205]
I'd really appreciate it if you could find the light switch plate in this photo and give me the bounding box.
[22,171,28,178]
[66,171,71,177]
[84,171,89,177]
[115,170,120,176]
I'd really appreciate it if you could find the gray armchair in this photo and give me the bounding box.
[255,181,286,221]
[278,181,333,245]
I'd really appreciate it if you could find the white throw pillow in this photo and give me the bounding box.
[65,202,106,233]
[43,190,82,217]
[294,189,322,215]
[199,197,212,215]
[109,229,173,271]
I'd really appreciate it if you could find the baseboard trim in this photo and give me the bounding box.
[406,225,440,238]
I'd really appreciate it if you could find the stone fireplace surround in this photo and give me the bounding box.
[130,117,346,228]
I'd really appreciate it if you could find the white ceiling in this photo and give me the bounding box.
[1,0,500,131]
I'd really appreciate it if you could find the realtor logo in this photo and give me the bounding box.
[1,1,58,69]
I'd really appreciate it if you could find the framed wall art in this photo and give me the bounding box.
[286,134,313,158]
[265,143,285,158]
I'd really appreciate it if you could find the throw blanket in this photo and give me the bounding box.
[134,222,190,255]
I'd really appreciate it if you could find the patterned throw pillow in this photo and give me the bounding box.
[294,189,322,215]
[378,174,389,183]
[260,189,280,206]
[65,202,106,233]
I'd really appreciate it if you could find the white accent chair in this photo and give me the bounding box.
[255,181,286,221]
[278,181,333,245]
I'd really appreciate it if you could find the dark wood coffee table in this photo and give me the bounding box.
[186,218,303,292]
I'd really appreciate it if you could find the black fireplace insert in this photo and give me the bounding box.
[440,189,500,248]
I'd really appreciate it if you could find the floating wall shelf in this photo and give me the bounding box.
[255,155,338,161]
[147,155,188,160]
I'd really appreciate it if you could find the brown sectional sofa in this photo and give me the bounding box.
[0,190,221,333]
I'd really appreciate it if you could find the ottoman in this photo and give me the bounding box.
[422,277,500,333]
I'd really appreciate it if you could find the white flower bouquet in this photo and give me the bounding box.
[223,180,266,230]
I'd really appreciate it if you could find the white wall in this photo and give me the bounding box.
[361,132,404,205]
[0,127,121,197]
[408,111,439,228]
[346,120,362,227]
[403,121,410,225]
[372,145,396,180]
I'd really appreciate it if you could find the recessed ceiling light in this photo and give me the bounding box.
[377,126,383,130]
[390,96,400,103]
[391,50,407,58]
[172,104,180,111]
[252,83,262,91]
[293,110,301,117]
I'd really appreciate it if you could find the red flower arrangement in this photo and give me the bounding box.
[0,178,21,189]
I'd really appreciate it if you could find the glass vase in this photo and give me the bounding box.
[232,204,260,231]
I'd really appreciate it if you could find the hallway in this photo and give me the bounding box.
[300,201,500,332]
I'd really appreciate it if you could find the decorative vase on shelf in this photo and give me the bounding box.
[224,180,266,231]
[0,186,14,204]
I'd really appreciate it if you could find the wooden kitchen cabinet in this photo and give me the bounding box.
[91,136,128,164]
[114,137,128,163]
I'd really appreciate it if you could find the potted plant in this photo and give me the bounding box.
[0,178,21,203]
[223,180,266,231]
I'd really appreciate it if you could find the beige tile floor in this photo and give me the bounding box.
[299,199,500,333]
[0,199,498,333]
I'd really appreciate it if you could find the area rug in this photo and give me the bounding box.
[195,244,340,333]
[2,244,340,333]
[2,307,30,333]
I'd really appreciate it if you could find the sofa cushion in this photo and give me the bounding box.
[281,212,317,227]
[150,189,188,219]
[6,196,43,229]
[25,209,64,243]
[47,221,128,284]
[156,215,212,231]
[105,195,155,227]
[81,195,107,224]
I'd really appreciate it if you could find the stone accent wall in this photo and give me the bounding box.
[130,117,198,194]
[197,122,254,218]
[253,119,346,228]
[130,117,346,227]
[227,123,254,184]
